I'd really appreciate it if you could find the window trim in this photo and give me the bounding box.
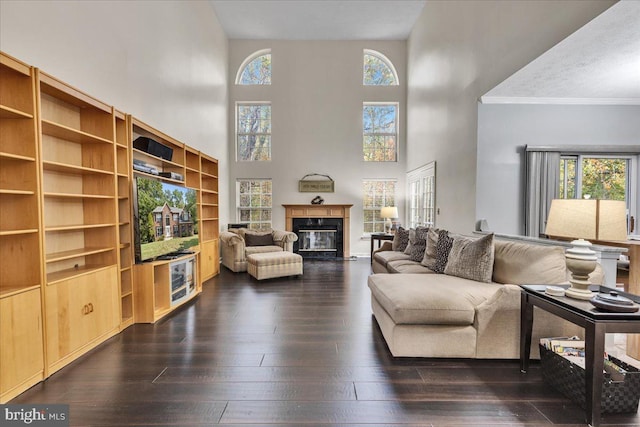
[362,179,398,235]
[236,178,273,229]
[363,49,399,86]
[362,102,399,162]
[235,49,272,85]
[236,101,272,162]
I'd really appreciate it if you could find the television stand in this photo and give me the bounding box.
[133,252,200,323]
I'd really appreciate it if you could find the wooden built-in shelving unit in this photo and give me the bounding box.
[0,51,220,403]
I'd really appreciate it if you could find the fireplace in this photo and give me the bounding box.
[283,204,352,259]
[293,218,343,258]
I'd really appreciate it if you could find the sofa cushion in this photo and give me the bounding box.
[421,228,439,269]
[406,227,429,262]
[392,227,410,252]
[245,232,275,246]
[444,233,495,283]
[387,259,435,274]
[493,240,567,285]
[368,274,503,325]
[245,245,284,256]
[433,230,454,273]
[374,249,411,268]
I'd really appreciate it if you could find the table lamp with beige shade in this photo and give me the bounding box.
[380,206,398,234]
[545,199,628,300]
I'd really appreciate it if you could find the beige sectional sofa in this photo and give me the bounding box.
[369,233,602,359]
[220,229,298,272]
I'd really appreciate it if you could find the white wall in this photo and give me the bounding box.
[477,103,640,235]
[406,0,615,234]
[228,40,407,256]
[0,0,230,228]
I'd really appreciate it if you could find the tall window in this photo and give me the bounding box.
[363,103,397,162]
[237,179,272,229]
[363,49,398,86]
[407,162,436,228]
[236,103,271,161]
[236,49,271,85]
[363,180,397,233]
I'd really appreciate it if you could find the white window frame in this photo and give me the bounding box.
[236,178,272,229]
[236,102,271,162]
[363,49,399,86]
[406,162,436,229]
[363,179,397,235]
[362,102,398,162]
[235,48,272,85]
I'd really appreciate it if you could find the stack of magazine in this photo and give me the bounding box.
[540,336,626,380]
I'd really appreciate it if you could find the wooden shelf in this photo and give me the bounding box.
[45,223,116,232]
[0,284,41,299]
[45,246,114,263]
[132,148,183,169]
[201,188,218,195]
[201,171,218,179]
[201,202,218,207]
[0,228,39,236]
[43,192,113,199]
[0,189,35,195]
[133,170,185,185]
[0,152,36,162]
[41,120,112,145]
[42,160,113,176]
[0,105,33,119]
[46,264,115,285]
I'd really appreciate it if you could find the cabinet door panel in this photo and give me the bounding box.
[46,266,118,365]
[0,289,44,399]
[200,240,218,281]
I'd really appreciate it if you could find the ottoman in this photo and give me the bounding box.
[247,251,303,280]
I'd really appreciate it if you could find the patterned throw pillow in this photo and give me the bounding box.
[421,228,440,269]
[444,233,495,283]
[392,227,410,252]
[407,226,429,262]
[433,230,454,273]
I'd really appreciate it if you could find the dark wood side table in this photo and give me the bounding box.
[520,284,640,427]
[370,233,394,264]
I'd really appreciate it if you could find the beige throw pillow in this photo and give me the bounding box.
[421,228,440,269]
[444,233,495,283]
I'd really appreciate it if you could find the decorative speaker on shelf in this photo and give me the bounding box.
[133,136,173,161]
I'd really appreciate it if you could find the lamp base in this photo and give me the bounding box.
[564,239,598,301]
[384,218,392,234]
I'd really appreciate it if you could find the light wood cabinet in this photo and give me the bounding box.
[0,50,220,402]
[0,53,45,403]
[0,288,44,403]
[116,112,133,329]
[133,254,198,323]
[45,266,119,373]
[199,153,219,282]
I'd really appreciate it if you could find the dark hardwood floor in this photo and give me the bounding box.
[12,259,640,426]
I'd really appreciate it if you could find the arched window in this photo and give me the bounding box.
[363,49,398,86]
[236,49,271,85]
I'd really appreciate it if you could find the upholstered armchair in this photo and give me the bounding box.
[219,228,298,272]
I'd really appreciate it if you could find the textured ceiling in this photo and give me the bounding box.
[482,1,640,104]
[209,0,426,40]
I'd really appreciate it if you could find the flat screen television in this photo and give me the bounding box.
[133,176,199,262]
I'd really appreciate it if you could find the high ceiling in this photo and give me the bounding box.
[209,0,640,104]
[209,0,426,40]
[482,0,640,105]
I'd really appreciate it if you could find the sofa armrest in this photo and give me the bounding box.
[220,231,244,247]
[272,230,298,252]
[372,241,393,258]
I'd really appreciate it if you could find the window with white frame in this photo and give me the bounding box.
[363,103,398,162]
[363,180,397,233]
[236,49,271,85]
[407,162,436,228]
[363,49,398,86]
[237,179,272,229]
[237,103,271,161]
[559,155,636,232]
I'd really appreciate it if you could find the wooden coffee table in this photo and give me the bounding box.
[520,284,640,427]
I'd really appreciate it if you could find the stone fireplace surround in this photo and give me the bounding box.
[283,204,352,259]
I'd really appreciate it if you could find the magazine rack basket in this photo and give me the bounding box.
[539,345,640,413]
